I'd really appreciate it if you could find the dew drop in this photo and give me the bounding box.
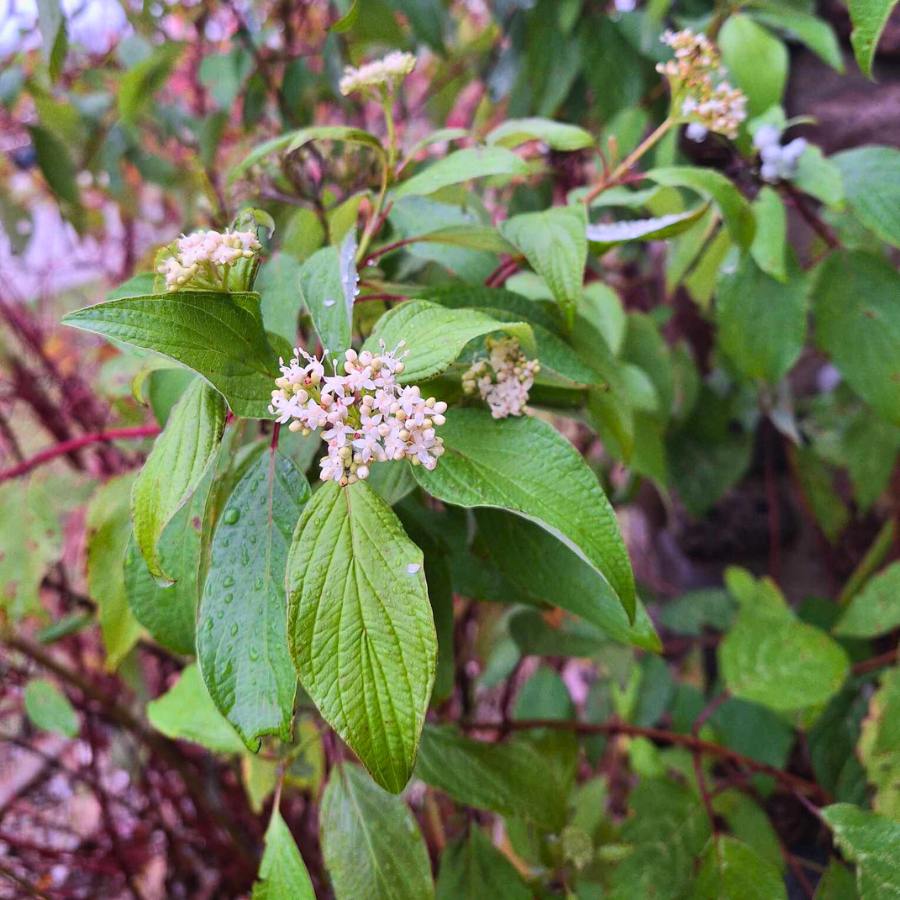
[323,298,336,307]
[223,508,240,525]
[407,563,421,575]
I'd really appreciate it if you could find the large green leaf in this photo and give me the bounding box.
[501,206,587,325]
[436,826,531,900]
[693,836,788,900]
[813,251,900,426]
[644,167,756,249]
[847,0,900,77]
[256,252,302,345]
[416,725,568,831]
[36,0,67,81]
[833,147,900,248]
[486,117,594,151]
[822,804,900,898]
[716,254,809,384]
[63,292,282,418]
[394,147,528,198]
[413,409,635,619]
[198,450,309,750]
[750,185,788,282]
[747,1,844,71]
[320,764,434,900]
[362,300,534,383]
[719,15,788,118]
[132,378,226,583]
[476,509,659,650]
[835,562,900,638]
[86,473,142,670]
[299,245,353,359]
[23,679,79,738]
[147,663,245,754]
[286,481,437,793]
[858,665,900,820]
[252,808,316,900]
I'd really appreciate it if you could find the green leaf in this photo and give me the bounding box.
[320,764,434,900]
[119,45,181,127]
[716,254,808,384]
[198,450,309,750]
[476,509,659,651]
[416,725,568,831]
[813,251,900,426]
[693,836,788,900]
[0,479,62,622]
[719,15,788,117]
[659,589,736,637]
[63,292,282,419]
[252,808,316,900]
[87,474,142,670]
[230,126,386,184]
[394,147,529,199]
[23,679,79,737]
[795,146,845,207]
[413,409,635,618]
[486,117,594,151]
[436,826,531,899]
[124,483,206,656]
[815,861,860,900]
[848,0,900,78]
[147,663,245,754]
[362,300,535,383]
[132,379,225,583]
[644,167,755,249]
[858,665,900,820]
[587,206,709,251]
[747,2,844,71]
[750,186,788,282]
[287,481,437,793]
[719,575,850,710]
[822,804,900,898]
[501,206,587,325]
[833,147,900,248]
[835,563,900,638]
[299,245,352,359]
[36,0,67,81]
[29,125,81,212]
[366,459,417,506]
[256,252,302,345]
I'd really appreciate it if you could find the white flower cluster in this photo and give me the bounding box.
[158,229,262,292]
[753,125,808,183]
[269,343,447,486]
[339,51,417,97]
[462,338,540,419]
[658,29,747,141]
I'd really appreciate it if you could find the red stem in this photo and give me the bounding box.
[0,426,161,483]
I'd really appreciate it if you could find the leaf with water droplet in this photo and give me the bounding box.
[198,450,311,750]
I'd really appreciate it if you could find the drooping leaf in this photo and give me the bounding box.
[147,663,245,754]
[86,473,142,670]
[286,481,437,793]
[252,808,316,900]
[299,246,353,359]
[693,836,788,900]
[198,450,309,750]
[414,408,635,619]
[501,205,587,325]
[36,0,67,80]
[716,254,809,384]
[132,379,226,583]
[394,147,529,198]
[750,185,788,282]
[835,563,900,638]
[415,725,568,831]
[476,509,659,650]
[586,206,709,251]
[719,15,788,118]
[63,292,282,418]
[822,804,900,898]
[436,826,531,899]
[833,147,900,248]
[320,764,434,900]
[813,251,900,426]
[858,665,900,820]
[748,2,844,71]
[23,679,79,738]
[486,117,594,151]
[256,253,302,345]
[362,300,535,383]
[847,0,900,78]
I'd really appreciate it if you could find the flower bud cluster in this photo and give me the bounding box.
[753,125,808,183]
[462,338,540,420]
[158,229,262,292]
[269,342,446,486]
[658,29,747,140]
[339,51,417,97]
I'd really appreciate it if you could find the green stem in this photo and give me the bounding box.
[838,518,895,606]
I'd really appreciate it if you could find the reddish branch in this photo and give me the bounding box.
[0,425,161,483]
[463,718,831,803]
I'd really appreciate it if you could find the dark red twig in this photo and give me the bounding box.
[0,425,161,483]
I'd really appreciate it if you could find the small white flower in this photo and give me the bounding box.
[462,337,540,419]
[339,51,417,97]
